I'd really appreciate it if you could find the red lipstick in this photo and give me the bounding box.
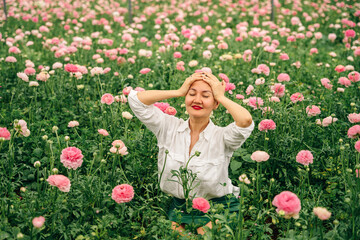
[192,105,203,110]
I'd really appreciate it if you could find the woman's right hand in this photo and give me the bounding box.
[177,72,203,96]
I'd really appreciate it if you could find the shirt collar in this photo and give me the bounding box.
[177,119,214,141]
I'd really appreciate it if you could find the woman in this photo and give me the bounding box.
[128,71,254,235]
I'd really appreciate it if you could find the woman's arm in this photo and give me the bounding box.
[137,72,203,105]
[202,73,253,128]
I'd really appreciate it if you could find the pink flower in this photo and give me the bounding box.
[134,87,145,92]
[64,64,78,73]
[258,119,276,132]
[5,56,17,62]
[225,83,235,92]
[236,94,244,100]
[345,29,356,38]
[279,53,289,60]
[277,73,290,82]
[17,72,29,82]
[173,52,182,58]
[110,140,128,155]
[139,68,151,74]
[347,125,360,139]
[313,207,331,220]
[296,150,313,166]
[36,72,50,82]
[354,140,360,153]
[348,113,360,123]
[47,175,71,192]
[200,67,212,73]
[348,71,360,82]
[256,64,270,76]
[68,121,79,128]
[112,184,134,203]
[271,83,285,97]
[60,147,84,170]
[290,93,304,103]
[218,73,229,83]
[101,93,114,105]
[309,48,318,55]
[320,78,333,89]
[165,106,177,115]
[334,65,345,73]
[269,96,280,102]
[24,67,36,75]
[306,105,321,116]
[321,116,338,127]
[272,191,301,219]
[246,85,254,95]
[247,97,264,110]
[251,151,270,162]
[338,77,351,87]
[122,86,133,95]
[192,197,210,213]
[154,102,170,112]
[0,127,11,140]
[32,216,45,228]
[98,129,109,136]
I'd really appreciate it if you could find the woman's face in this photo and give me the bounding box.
[185,80,218,119]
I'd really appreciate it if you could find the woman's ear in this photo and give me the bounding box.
[214,100,220,110]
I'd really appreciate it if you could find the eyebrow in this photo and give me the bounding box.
[189,88,212,94]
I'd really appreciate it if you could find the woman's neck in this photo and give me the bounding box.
[188,117,210,133]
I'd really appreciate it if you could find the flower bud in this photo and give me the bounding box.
[34,161,41,167]
[165,149,169,154]
[52,168,58,174]
[265,137,269,141]
[339,138,343,143]
[64,136,70,141]
[17,233,24,239]
[195,151,201,157]
[344,198,350,203]
[278,210,285,216]
[52,126,58,132]
[42,135,48,140]
[346,168,352,173]
[272,218,278,224]
[350,103,355,107]
[295,222,301,227]
[333,219,339,225]
[101,159,106,164]
[340,146,345,151]
[0,137,5,142]
[355,164,360,169]
[270,178,275,182]
[20,187,26,192]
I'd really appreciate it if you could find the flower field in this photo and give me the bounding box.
[1,0,360,239]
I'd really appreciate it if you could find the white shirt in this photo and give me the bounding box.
[128,90,254,199]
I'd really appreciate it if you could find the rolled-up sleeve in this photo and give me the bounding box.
[128,90,166,137]
[223,121,255,151]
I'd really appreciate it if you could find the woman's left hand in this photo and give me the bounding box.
[201,72,226,101]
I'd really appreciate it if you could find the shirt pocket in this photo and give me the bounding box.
[188,157,227,194]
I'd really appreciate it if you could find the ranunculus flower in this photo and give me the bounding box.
[0,127,11,140]
[32,216,45,228]
[272,191,301,219]
[348,125,360,139]
[110,140,128,155]
[122,111,133,119]
[101,93,114,105]
[258,119,276,132]
[68,121,79,128]
[122,86,133,95]
[348,71,360,83]
[154,102,170,112]
[277,73,290,82]
[112,184,134,203]
[60,147,84,170]
[98,129,109,136]
[165,106,177,115]
[355,140,360,153]
[313,207,331,220]
[296,150,313,166]
[348,113,360,123]
[139,68,151,74]
[290,92,304,103]
[192,197,210,213]
[64,64,78,73]
[251,151,270,162]
[47,175,71,192]
[306,105,321,116]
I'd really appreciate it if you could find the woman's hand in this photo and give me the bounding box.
[177,72,203,96]
[201,72,226,101]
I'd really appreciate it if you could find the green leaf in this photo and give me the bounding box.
[230,160,242,173]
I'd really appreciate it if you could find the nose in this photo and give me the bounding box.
[194,94,202,103]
